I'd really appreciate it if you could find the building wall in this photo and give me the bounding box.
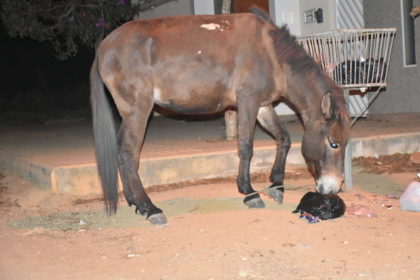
[299,0,336,35]
[364,0,420,113]
[269,0,336,36]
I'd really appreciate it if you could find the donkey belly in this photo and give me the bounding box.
[153,86,230,114]
[152,57,235,114]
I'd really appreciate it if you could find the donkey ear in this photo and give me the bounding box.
[321,92,332,119]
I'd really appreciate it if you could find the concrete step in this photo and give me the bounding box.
[1,130,419,195]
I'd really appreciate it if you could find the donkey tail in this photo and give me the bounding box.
[90,54,119,215]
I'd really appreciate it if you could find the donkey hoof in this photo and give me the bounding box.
[268,188,284,204]
[245,198,266,208]
[147,213,168,225]
[244,195,266,208]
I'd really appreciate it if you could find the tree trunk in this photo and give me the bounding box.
[224,109,238,140]
[222,0,231,14]
[221,0,237,140]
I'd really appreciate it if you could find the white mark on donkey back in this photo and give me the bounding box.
[200,23,223,31]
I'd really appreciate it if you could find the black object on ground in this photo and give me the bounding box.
[293,192,346,221]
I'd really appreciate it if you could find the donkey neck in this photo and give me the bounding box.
[284,71,327,129]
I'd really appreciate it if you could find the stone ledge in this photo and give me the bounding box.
[1,132,419,195]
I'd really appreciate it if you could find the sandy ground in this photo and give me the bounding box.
[1,158,419,280]
[1,71,419,279]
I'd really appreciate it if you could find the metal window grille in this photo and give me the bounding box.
[297,28,396,89]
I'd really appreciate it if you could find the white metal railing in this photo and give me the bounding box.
[298,28,396,90]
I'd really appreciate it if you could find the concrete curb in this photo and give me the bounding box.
[1,132,419,195]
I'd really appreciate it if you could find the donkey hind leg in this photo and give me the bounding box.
[237,102,265,209]
[257,105,291,204]
[117,110,167,225]
[117,124,136,206]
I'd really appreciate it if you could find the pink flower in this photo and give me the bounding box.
[95,18,106,27]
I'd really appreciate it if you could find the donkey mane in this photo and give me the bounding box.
[251,7,347,118]
[250,7,318,75]
[269,26,321,75]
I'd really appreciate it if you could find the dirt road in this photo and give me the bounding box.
[0,165,419,280]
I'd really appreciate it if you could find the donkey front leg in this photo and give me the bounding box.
[237,102,265,208]
[117,111,166,225]
[257,105,291,204]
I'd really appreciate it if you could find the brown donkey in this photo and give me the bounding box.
[90,8,350,224]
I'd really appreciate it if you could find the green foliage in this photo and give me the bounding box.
[1,0,144,60]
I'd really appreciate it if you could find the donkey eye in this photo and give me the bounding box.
[330,142,340,149]
[328,137,340,149]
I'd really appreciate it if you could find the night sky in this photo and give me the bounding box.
[0,24,94,121]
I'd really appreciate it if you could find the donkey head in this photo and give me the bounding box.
[302,91,350,194]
